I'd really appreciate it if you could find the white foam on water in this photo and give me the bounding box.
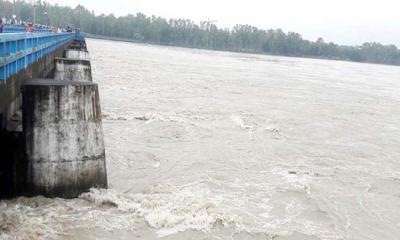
[0,197,69,240]
[102,110,212,132]
[80,186,242,237]
[230,115,252,130]
[0,185,242,239]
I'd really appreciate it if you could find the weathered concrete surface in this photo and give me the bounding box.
[22,79,107,198]
[0,42,69,126]
[65,49,90,61]
[54,58,92,82]
[0,96,22,132]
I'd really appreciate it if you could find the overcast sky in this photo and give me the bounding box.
[47,0,400,47]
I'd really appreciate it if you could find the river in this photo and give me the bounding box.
[1,38,400,240]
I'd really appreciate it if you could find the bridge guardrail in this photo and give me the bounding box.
[0,32,75,81]
[4,25,53,33]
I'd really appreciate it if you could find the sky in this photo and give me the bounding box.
[47,0,400,47]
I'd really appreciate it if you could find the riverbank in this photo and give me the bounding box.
[85,33,399,67]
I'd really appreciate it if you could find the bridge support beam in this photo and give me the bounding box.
[22,79,107,198]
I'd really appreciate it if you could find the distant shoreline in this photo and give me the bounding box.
[86,34,399,67]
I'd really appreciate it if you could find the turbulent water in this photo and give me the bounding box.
[2,38,400,240]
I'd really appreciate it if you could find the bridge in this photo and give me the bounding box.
[0,26,107,199]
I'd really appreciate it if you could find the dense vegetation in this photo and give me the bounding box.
[2,0,400,65]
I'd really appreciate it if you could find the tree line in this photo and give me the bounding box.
[2,0,400,66]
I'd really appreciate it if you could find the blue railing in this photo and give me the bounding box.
[0,32,75,80]
[4,25,52,33]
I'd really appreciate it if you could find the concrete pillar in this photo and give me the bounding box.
[54,58,92,82]
[65,49,90,61]
[22,79,107,198]
[68,40,87,50]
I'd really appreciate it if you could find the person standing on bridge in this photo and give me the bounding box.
[26,23,33,33]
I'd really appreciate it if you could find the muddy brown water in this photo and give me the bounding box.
[1,38,400,240]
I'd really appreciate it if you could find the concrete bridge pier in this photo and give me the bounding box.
[22,79,107,198]
[65,49,90,60]
[54,58,92,82]
[54,43,92,82]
